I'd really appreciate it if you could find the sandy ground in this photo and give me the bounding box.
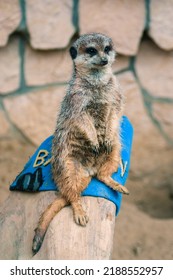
[0,135,173,259]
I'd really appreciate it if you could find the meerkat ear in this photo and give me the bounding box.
[69,46,77,59]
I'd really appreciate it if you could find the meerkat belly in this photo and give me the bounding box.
[86,100,109,142]
[64,100,111,175]
[68,130,96,167]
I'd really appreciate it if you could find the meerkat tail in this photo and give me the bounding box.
[32,196,69,255]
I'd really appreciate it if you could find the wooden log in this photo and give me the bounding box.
[0,191,116,260]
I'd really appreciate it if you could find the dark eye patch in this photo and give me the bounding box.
[86,47,97,56]
[104,45,112,54]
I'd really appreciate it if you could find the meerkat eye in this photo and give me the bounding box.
[104,45,112,54]
[86,47,97,56]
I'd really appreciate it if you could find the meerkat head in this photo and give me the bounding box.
[69,33,116,73]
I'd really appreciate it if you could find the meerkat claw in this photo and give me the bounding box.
[120,186,129,195]
[74,213,89,227]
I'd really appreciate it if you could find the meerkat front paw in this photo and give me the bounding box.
[103,139,113,154]
[90,144,100,157]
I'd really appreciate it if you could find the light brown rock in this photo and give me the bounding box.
[0,0,21,47]
[25,45,73,86]
[136,40,173,98]
[79,0,145,55]
[149,0,173,50]
[0,111,10,136]
[112,55,129,73]
[0,37,20,94]
[4,86,66,145]
[153,102,173,142]
[26,0,75,49]
[118,71,173,180]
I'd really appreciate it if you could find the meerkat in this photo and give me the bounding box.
[32,33,129,254]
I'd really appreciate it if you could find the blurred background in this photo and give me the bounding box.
[0,0,173,259]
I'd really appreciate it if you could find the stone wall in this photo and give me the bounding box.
[0,0,173,193]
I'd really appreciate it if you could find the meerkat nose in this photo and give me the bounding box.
[100,58,108,65]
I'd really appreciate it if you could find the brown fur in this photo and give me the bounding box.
[32,33,129,254]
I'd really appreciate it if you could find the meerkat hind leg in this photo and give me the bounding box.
[71,199,89,226]
[97,150,129,195]
[70,175,91,226]
[97,174,129,195]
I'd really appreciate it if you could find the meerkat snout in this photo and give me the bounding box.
[99,57,108,65]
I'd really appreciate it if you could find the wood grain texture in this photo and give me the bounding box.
[0,192,116,260]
